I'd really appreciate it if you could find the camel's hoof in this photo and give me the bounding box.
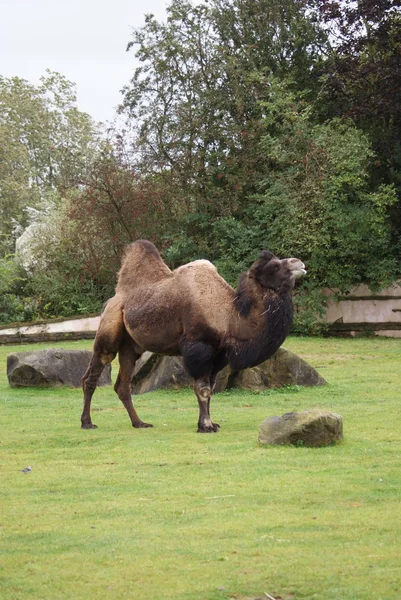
[133,421,153,428]
[197,423,220,433]
[81,422,98,429]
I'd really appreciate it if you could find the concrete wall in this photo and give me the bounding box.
[0,315,100,344]
[323,283,401,337]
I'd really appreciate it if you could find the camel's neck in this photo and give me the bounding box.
[227,275,294,370]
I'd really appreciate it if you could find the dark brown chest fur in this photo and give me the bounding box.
[227,293,293,370]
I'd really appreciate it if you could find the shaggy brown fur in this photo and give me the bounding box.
[81,241,306,432]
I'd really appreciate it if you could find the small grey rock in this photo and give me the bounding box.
[258,409,343,447]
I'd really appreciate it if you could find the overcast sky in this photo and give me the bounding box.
[1,0,169,123]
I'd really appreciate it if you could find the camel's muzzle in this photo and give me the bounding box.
[287,258,307,279]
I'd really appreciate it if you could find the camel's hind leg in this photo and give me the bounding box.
[114,337,153,428]
[81,295,124,429]
[81,351,115,429]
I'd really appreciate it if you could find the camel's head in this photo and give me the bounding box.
[250,250,307,292]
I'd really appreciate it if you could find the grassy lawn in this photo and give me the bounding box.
[1,336,400,600]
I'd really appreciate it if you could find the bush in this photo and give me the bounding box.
[0,258,39,325]
[27,271,104,319]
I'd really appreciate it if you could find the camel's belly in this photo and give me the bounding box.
[123,305,182,355]
[127,329,181,355]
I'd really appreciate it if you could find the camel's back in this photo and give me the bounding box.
[116,240,172,294]
[115,247,237,353]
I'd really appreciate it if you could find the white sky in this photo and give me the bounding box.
[1,0,169,123]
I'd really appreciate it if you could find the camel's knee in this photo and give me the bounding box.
[194,382,211,400]
[82,370,101,392]
[82,351,116,391]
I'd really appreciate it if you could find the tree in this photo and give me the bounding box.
[160,81,399,332]
[0,71,100,255]
[313,1,401,186]
[0,119,38,254]
[123,0,328,223]
[23,133,173,318]
[61,142,170,285]
[256,84,398,292]
[118,0,400,333]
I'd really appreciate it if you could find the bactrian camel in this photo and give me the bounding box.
[81,240,306,432]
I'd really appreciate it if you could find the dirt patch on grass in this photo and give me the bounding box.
[229,593,295,600]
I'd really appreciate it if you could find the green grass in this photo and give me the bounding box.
[1,337,400,600]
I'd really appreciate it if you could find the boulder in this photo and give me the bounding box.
[132,353,191,394]
[131,352,230,394]
[228,347,326,390]
[131,347,326,394]
[7,349,111,388]
[258,409,343,447]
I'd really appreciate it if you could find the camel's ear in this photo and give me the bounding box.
[251,250,279,288]
[261,250,275,262]
[254,250,278,275]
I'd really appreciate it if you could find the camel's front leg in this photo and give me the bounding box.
[180,338,220,433]
[194,378,220,433]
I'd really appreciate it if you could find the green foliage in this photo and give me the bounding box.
[255,86,398,330]
[292,283,328,336]
[0,259,38,325]
[0,71,100,257]
[255,85,398,289]
[20,210,108,319]
[27,271,103,318]
[0,293,39,326]
[124,0,327,220]
[159,81,398,333]
[0,257,20,295]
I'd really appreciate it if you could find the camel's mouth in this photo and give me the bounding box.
[288,259,307,279]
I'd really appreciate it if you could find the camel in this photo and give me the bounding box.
[81,240,306,432]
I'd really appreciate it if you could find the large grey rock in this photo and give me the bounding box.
[228,347,326,390]
[131,347,326,394]
[7,349,111,388]
[131,352,230,394]
[258,410,343,447]
[132,354,190,394]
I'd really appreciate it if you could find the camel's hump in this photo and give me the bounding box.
[175,259,217,273]
[116,240,172,291]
